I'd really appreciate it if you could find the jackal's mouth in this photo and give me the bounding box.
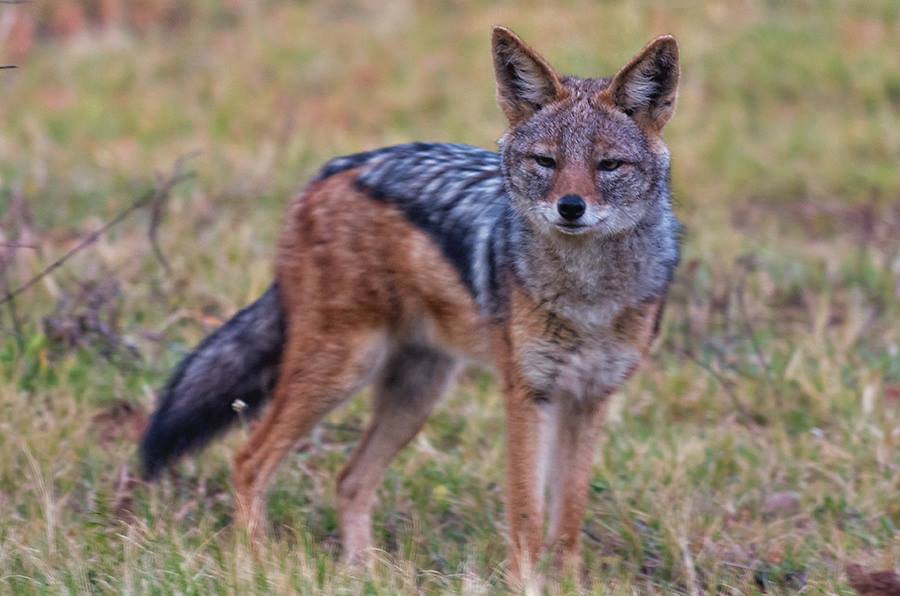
[554,222,593,235]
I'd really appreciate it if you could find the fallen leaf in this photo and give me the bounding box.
[91,400,148,446]
[846,563,900,596]
[762,491,801,518]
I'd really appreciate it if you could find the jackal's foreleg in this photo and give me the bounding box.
[503,378,551,586]
[545,396,607,573]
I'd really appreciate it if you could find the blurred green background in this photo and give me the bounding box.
[1,1,897,593]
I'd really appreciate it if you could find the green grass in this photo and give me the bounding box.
[1,1,898,593]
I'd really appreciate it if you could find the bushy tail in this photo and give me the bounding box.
[140,283,286,479]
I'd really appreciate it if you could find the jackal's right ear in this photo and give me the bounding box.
[492,26,567,126]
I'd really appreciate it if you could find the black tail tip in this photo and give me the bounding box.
[139,414,180,481]
[139,439,167,481]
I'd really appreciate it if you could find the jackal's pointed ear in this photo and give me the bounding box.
[492,26,567,126]
[602,35,679,131]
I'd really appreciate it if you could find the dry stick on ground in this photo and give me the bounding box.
[149,172,174,274]
[677,347,757,424]
[1,268,24,347]
[0,206,35,347]
[149,150,201,271]
[0,154,197,309]
[734,278,783,408]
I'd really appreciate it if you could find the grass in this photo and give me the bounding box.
[1,1,898,593]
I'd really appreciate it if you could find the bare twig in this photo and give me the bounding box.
[150,150,201,273]
[677,347,756,424]
[148,194,171,272]
[1,269,23,348]
[735,279,782,407]
[704,340,766,384]
[0,241,37,249]
[1,66,17,70]
[321,422,362,434]
[582,526,604,543]
[0,154,197,308]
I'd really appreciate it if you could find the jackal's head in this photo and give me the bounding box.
[493,27,679,238]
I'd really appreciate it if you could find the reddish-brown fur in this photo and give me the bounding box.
[233,172,490,538]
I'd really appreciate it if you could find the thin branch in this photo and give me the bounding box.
[0,241,37,249]
[677,347,756,424]
[582,526,604,544]
[704,340,766,384]
[735,280,782,407]
[1,66,17,70]
[150,150,200,274]
[0,154,197,308]
[321,422,362,434]
[1,269,23,348]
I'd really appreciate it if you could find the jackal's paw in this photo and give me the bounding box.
[340,544,378,571]
[506,556,547,594]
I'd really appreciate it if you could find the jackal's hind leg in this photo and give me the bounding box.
[336,344,458,564]
[233,329,384,541]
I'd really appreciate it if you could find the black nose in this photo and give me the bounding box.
[557,195,586,221]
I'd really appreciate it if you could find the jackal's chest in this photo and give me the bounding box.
[513,297,663,400]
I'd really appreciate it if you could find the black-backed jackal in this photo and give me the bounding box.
[142,26,682,584]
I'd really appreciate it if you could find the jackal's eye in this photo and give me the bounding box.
[597,159,623,172]
[531,155,556,169]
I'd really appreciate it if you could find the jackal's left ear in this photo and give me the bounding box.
[492,26,567,126]
[602,35,679,131]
